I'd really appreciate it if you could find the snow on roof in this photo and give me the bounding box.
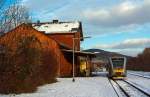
[32,21,80,33]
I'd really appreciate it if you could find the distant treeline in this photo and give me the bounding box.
[127,48,150,71]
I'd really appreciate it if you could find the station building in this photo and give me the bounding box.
[32,20,95,77]
[0,20,95,77]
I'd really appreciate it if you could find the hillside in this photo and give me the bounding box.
[84,49,132,63]
[84,49,131,62]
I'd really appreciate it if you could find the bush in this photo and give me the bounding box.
[0,24,60,94]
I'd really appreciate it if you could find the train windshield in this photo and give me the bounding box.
[112,58,124,68]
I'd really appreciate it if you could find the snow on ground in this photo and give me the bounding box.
[0,72,118,97]
[117,80,148,97]
[127,71,150,94]
[128,70,150,77]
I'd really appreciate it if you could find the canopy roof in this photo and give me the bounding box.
[62,49,96,57]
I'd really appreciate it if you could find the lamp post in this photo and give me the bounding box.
[72,36,91,82]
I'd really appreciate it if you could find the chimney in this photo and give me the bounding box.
[71,28,79,32]
[36,20,41,26]
[37,20,40,24]
[53,20,59,24]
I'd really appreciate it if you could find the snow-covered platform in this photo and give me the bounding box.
[2,71,149,97]
[0,72,118,97]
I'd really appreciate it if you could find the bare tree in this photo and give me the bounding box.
[0,1,31,35]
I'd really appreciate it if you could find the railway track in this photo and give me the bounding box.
[109,78,150,97]
[109,79,129,97]
[128,73,150,79]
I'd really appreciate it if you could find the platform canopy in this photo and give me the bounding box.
[61,49,96,57]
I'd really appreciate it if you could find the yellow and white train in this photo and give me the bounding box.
[108,57,127,79]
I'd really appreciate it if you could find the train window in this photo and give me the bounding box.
[112,58,124,68]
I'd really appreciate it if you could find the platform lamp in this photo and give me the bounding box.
[72,36,91,82]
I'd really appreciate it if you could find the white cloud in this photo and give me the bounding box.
[83,0,150,27]
[94,38,150,56]
[117,49,143,57]
[95,38,150,49]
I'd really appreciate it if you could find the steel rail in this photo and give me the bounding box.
[108,78,120,97]
[108,78,130,97]
[123,80,150,97]
[113,80,130,97]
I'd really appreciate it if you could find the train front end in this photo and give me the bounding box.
[109,57,127,79]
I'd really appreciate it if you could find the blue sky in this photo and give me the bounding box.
[4,0,150,56]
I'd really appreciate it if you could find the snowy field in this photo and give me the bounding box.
[0,72,118,97]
